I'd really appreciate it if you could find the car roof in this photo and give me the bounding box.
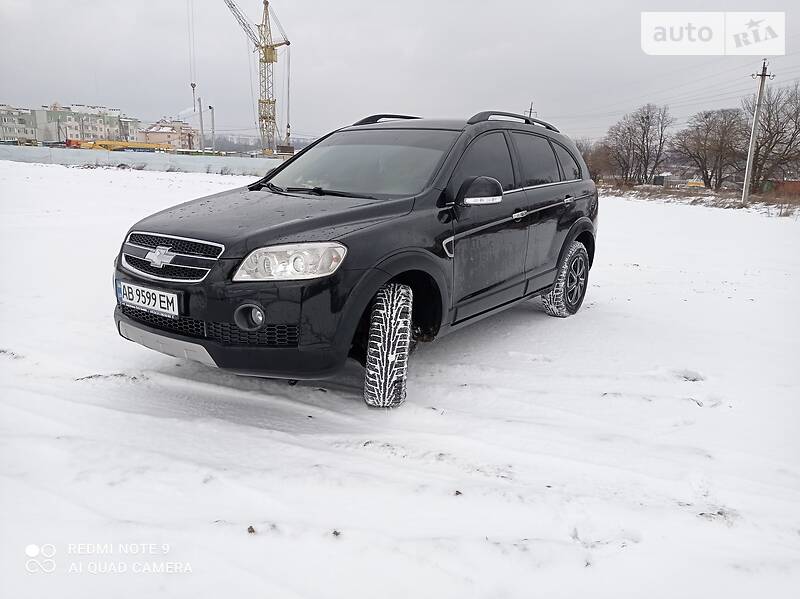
[342,116,571,144]
[343,118,467,131]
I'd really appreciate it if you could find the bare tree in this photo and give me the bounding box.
[672,109,748,190]
[632,104,674,184]
[602,104,673,185]
[742,83,800,193]
[604,116,638,185]
[574,137,608,182]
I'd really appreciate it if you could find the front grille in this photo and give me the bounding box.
[120,305,299,347]
[128,232,223,259]
[122,231,223,283]
[123,255,210,281]
[207,322,299,346]
[121,305,206,338]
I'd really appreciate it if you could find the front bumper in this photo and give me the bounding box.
[113,261,374,379]
[119,320,216,367]
[115,308,347,378]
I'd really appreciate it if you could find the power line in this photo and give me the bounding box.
[566,79,799,141]
[550,57,799,122]
[549,58,755,119]
[669,78,799,109]
[245,32,258,129]
[551,74,800,131]
[186,0,198,110]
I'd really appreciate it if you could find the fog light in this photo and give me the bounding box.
[234,303,265,331]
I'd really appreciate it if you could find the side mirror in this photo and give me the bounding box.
[457,176,503,206]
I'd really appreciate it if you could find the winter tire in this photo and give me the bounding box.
[542,241,589,318]
[363,283,413,408]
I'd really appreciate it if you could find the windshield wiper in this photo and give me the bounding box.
[285,186,379,200]
[264,181,286,193]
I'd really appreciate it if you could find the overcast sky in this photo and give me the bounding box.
[1,0,798,141]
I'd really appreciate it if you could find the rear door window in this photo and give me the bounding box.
[511,132,560,187]
[552,142,582,180]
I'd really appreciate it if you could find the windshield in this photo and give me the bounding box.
[268,128,459,199]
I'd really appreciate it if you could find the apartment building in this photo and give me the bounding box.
[0,105,37,142]
[138,119,198,150]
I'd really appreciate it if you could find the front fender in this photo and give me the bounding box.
[375,249,452,321]
[334,250,452,351]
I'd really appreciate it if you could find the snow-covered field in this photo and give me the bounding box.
[1,161,799,598]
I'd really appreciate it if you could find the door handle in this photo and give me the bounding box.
[512,210,528,219]
[563,195,574,204]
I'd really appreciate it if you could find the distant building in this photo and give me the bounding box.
[32,103,141,143]
[138,119,197,150]
[769,179,800,195]
[0,105,37,142]
[118,116,140,142]
[1,102,143,143]
[0,102,204,148]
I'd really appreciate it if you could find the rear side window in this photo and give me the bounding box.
[452,132,515,191]
[553,142,582,180]
[511,132,560,187]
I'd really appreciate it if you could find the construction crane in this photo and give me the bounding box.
[223,0,290,153]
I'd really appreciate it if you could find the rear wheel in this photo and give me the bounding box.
[363,283,413,408]
[542,241,589,317]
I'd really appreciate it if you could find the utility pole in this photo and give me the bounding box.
[208,105,215,153]
[197,96,205,153]
[741,59,774,204]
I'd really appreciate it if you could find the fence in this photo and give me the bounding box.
[0,145,284,176]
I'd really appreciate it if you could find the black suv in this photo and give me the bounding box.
[114,111,598,407]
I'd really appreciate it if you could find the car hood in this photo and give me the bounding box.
[131,187,412,257]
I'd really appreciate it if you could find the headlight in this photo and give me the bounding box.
[233,242,347,281]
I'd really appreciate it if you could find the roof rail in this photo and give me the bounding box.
[467,111,560,133]
[352,114,421,126]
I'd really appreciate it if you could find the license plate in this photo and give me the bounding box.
[116,280,179,318]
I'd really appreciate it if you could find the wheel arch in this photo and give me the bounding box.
[558,217,596,268]
[341,251,450,361]
[374,250,450,339]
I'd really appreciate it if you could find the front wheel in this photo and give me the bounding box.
[542,241,589,317]
[363,283,413,408]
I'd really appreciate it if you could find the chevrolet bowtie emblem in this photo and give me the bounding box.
[145,245,177,268]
